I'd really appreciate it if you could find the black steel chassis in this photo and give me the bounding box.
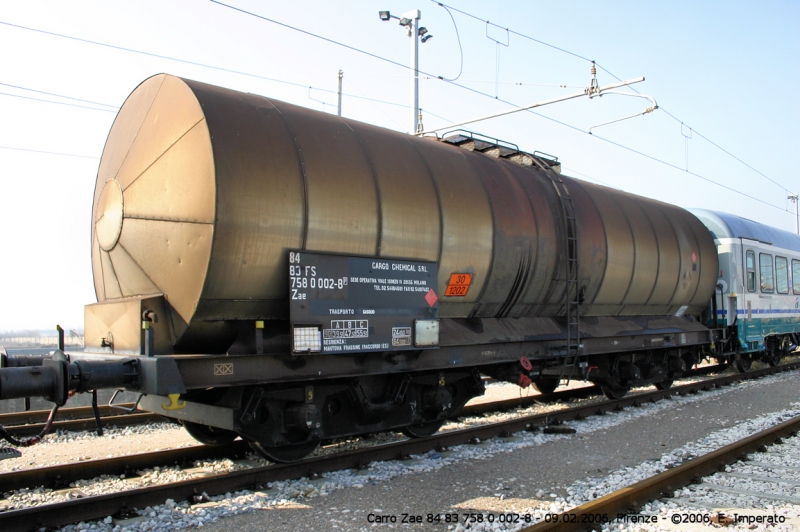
[0,314,722,458]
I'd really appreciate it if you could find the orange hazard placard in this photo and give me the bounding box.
[444,273,473,297]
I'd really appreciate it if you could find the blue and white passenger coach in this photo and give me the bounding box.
[691,209,800,370]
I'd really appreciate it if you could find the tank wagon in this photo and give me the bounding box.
[0,74,762,462]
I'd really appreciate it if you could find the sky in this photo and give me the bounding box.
[0,0,798,331]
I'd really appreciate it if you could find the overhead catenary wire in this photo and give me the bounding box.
[561,166,614,187]
[206,0,534,109]
[0,90,116,112]
[0,75,454,128]
[0,20,418,117]
[0,20,459,158]
[0,82,117,108]
[0,10,788,215]
[433,1,594,63]
[208,1,790,215]
[207,2,415,73]
[206,1,625,125]
[0,11,626,126]
[432,0,792,195]
[0,20,313,91]
[346,72,579,88]
[659,107,789,192]
[419,75,647,134]
[353,85,405,131]
[436,3,463,82]
[0,145,100,159]
[532,108,789,213]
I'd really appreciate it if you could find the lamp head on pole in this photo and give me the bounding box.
[419,27,433,42]
[378,7,428,135]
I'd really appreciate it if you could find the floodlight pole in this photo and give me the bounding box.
[379,8,430,134]
[789,193,799,234]
[406,9,421,134]
[337,70,343,117]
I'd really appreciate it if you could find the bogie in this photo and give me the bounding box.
[182,421,239,445]
[178,369,485,462]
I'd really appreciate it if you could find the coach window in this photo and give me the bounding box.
[793,260,800,294]
[776,256,789,294]
[759,253,774,293]
[746,251,756,292]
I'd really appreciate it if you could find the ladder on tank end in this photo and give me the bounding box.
[539,167,582,383]
[440,130,581,380]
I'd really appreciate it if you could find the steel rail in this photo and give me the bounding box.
[465,362,727,417]
[3,388,595,435]
[3,413,162,437]
[0,403,139,426]
[0,386,599,493]
[522,415,800,532]
[0,441,250,493]
[0,364,731,492]
[0,387,587,437]
[0,361,796,531]
[1,363,729,436]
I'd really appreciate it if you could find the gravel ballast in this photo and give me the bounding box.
[1,367,798,531]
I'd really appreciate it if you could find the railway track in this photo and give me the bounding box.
[0,361,796,532]
[0,384,604,494]
[0,363,731,437]
[525,412,800,531]
[0,388,590,438]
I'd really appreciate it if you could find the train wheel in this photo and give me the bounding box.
[248,440,320,463]
[769,336,792,366]
[182,421,239,445]
[735,353,752,372]
[402,419,446,439]
[654,379,673,391]
[715,355,733,368]
[601,384,630,400]
[532,377,560,395]
[783,335,794,354]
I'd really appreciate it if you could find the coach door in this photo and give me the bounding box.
[740,241,763,350]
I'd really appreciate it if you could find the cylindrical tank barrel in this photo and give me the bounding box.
[91,74,717,351]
